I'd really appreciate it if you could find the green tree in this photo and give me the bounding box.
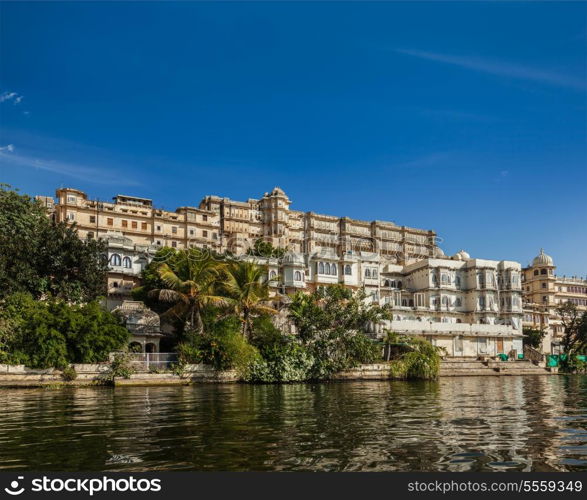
[246,238,286,259]
[220,260,277,338]
[523,327,546,350]
[147,249,227,338]
[0,293,129,369]
[287,286,388,378]
[557,301,587,354]
[0,185,108,302]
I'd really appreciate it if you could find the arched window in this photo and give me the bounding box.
[318,262,324,274]
[344,265,352,275]
[112,281,119,288]
[431,273,437,284]
[294,271,302,281]
[122,257,132,269]
[455,297,462,307]
[331,264,337,276]
[110,254,121,266]
[442,296,449,306]
[372,269,378,278]
[397,281,402,289]
[324,263,331,275]
[384,280,391,287]
[441,273,449,284]
[269,270,277,280]
[390,280,396,288]
[401,299,408,307]
[409,299,414,307]
[540,269,547,275]
[455,276,461,287]
[534,270,539,276]
[365,269,371,278]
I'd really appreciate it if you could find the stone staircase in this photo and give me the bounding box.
[440,357,555,377]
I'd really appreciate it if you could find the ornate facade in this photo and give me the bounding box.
[39,186,525,357]
[522,249,587,354]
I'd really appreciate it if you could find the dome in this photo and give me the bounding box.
[433,247,446,258]
[452,250,470,261]
[532,248,553,267]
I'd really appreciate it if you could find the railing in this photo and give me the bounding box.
[110,352,178,371]
[523,345,545,365]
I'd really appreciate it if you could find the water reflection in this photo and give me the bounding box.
[0,376,585,471]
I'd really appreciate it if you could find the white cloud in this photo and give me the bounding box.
[0,92,18,103]
[396,49,586,91]
[0,149,140,187]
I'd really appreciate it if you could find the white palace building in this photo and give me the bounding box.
[39,186,524,358]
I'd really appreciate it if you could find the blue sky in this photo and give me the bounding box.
[1,1,585,276]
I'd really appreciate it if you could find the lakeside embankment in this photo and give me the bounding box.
[0,360,557,388]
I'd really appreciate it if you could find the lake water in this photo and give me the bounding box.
[0,376,585,471]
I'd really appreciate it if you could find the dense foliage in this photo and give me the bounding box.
[0,293,129,369]
[523,327,547,349]
[387,334,442,380]
[0,184,108,303]
[246,239,286,259]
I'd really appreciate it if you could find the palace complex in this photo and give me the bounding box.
[522,249,587,354]
[36,186,545,357]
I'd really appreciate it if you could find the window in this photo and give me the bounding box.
[384,280,391,287]
[107,218,114,226]
[66,212,75,221]
[156,240,162,246]
[534,270,539,276]
[172,241,177,248]
[110,254,121,266]
[294,271,302,281]
[112,281,118,288]
[121,220,128,228]
[269,270,277,280]
[172,226,178,234]
[331,264,337,276]
[203,230,208,238]
[131,221,138,229]
[542,283,547,289]
[141,222,147,230]
[122,257,131,268]
[344,265,352,275]
[87,232,94,239]
[441,273,449,285]
[319,262,325,274]
[455,297,462,307]
[89,215,96,223]
[156,225,162,231]
[397,281,402,289]
[325,263,331,275]
[479,296,486,308]
[542,296,548,303]
[431,273,437,285]
[455,276,461,288]
[189,229,195,236]
[365,269,371,278]
[67,195,77,203]
[540,268,547,275]
[442,296,450,306]
[372,269,378,278]
[202,215,208,222]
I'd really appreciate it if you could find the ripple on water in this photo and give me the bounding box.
[0,376,586,471]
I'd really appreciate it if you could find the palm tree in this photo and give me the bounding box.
[220,260,277,338]
[149,250,226,337]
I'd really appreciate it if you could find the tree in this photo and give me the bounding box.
[287,286,389,378]
[246,238,286,259]
[523,327,546,350]
[0,293,129,369]
[557,301,587,354]
[0,184,108,302]
[220,260,277,338]
[147,249,227,338]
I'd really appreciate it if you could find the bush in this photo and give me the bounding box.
[61,365,77,382]
[245,340,315,383]
[108,352,135,380]
[389,337,441,380]
[0,293,129,369]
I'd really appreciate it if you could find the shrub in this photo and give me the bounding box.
[61,365,77,382]
[389,337,441,380]
[245,341,315,383]
[108,352,135,380]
